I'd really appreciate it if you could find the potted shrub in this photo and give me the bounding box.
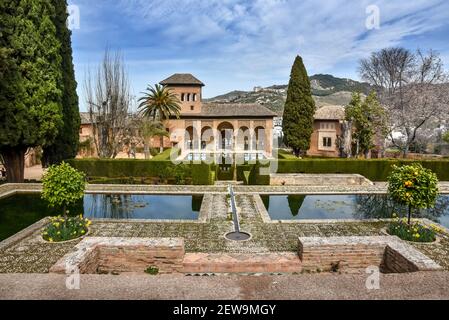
[41,162,90,242]
[387,163,439,242]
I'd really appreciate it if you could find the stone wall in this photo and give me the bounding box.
[298,236,442,273]
[270,174,373,186]
[50,237,185,275]
[383,246,419,273]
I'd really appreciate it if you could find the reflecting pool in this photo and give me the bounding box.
[0,194,203,241]
[261,194,449,227]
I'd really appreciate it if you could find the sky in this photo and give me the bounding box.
[68,0,449,111]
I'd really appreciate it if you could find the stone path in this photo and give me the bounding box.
[183,252,301,274]
[2,272,449,300]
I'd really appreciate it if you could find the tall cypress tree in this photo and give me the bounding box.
[282,56,316,157]
[0,0,63,182]
[43,0,80,166]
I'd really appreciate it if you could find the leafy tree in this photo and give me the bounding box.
[282,56,316,157]
[42,0,80,166]
[140,121,169,159]
[42,162,86,218]
[387,163,439,224]
[443,131,449,144]
[0,0,63,182]
[138,84,181,152]
[345,91,387,158]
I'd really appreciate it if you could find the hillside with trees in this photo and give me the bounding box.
[205,74,373,115]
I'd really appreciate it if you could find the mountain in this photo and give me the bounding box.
[204,74,374,116]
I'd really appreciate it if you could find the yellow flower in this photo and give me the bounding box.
[414,233,420,238]
[49,238,54,242]
[404,181,413,187]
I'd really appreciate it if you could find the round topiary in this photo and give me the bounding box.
[42,161,86,216]
[387,163,439,225]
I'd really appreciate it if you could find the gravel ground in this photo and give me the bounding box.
[1,272,449,300]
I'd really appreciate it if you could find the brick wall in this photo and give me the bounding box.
[298,236,442,273]
[383,245,419,273]
[50,237,185,275]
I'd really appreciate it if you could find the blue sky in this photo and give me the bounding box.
[69,0,449,111]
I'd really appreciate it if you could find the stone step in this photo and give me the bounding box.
[183,252,302,274]
[214,180,243,186]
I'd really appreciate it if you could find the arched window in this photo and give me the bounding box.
[186,93,191,102]
[192,93,197,102]
[181,93,185,102]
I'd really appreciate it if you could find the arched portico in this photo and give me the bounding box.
[237,126,251,151]
[254,126,266,151]
[217,122,234,151]
[185,126,199,150]
[201,126,214,150]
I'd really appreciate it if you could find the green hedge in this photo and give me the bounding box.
[275,159,449,181]
[151,148,180,160]
[249,162,271,185]
[236,164,252,181]
[67,159,216,185]
[191,163,216,185]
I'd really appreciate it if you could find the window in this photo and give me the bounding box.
[79,128,83,134]
[320,122,335,130]
[323,137,332,147]
[181,93,185,102]
[193,93,197,102]
[186,93,191,102]
[190,105,194,111]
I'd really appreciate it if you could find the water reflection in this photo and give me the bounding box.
[261,194,449,227]
[83,194,202,220]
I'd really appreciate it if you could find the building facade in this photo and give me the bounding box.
[158,74,277,160]
[307,105,345,157]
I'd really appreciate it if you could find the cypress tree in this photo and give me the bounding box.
[0,0,63,182]
[43,0,80,166]
[282,56,316,157]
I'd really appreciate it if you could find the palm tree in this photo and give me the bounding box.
[140,121,170,159]
[138,84,181,152]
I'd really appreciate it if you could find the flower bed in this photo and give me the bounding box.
[387,217,436,243]
[42,215,91,243]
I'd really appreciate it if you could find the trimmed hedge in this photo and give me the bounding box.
[249,162,271,185]
[276,159,449,181]
[151,148,180,161]
[66,159,216,185]
[191,163,216,185]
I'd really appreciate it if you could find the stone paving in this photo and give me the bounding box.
[1,183,449,274]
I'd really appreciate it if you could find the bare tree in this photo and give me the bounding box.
[359,48,449,157]
[84,49,132,158]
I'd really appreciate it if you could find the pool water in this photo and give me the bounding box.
[83,194,203,220]
[0,194,203,241]
[261,194,449,227]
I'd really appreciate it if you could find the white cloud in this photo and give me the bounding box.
[118,0,449,79]
[73,0,449,104]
